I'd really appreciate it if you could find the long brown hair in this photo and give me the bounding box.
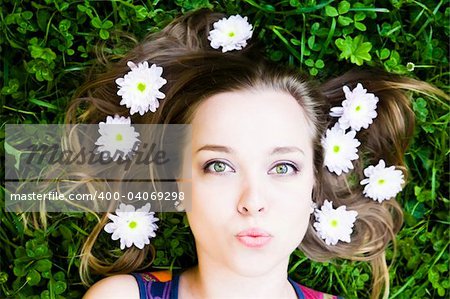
[69,9,448,299]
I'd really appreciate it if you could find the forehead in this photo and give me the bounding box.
[191,89,314,154]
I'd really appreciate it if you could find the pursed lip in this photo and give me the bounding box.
[235,228,272,248]
[236,227,271,237]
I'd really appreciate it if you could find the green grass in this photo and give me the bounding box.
[1,0,448,298]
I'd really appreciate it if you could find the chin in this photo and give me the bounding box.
[227,253,279,277]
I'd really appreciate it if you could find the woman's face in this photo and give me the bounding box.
[183,88,315,276]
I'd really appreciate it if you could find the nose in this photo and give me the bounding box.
[237,175,267,215]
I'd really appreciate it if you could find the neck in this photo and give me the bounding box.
[179,255,297,299]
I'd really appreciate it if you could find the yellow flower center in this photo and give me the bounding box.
[129,221,137,229]
[115,133,123,141]
[330,219,338,227]
[378,179,385,185]
[137,82,146,92]
[355,105,361,111]
[333,145,340,153]
[228,31,235,37]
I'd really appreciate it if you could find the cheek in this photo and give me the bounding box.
[186,180,235,236]
[274,178,313,209]
[278,203,311,248]
[274,180,313,241]
[279,192,312,228]
[191,178,236,209]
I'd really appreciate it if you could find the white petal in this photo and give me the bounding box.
[137,203,151,213]
[95,116,140,161]
[313,200,357,246]
[208,15,253,53]
[329,107,344,117]
[322,125,360,175]
[104,223,116,233]
[330,84,379,131]
[127,61,137,69]
[103,203,159,250]
[116,61,167,115]
[134,240,144,249]
[360,159,404,202]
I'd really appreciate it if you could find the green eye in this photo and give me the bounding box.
[269,163,299,175]
[275,164,288,174]
[213,162,226,172]
[204,161,234,174]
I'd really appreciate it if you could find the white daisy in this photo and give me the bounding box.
[208,15,253,53]
[174,200,185,212]
[116,61,167,115]
[313,200,358,246]
[360,159,405,202]
[104,203,159,250]
[95,115,140,161]
[330,83,379,131]
[321,124,361,175]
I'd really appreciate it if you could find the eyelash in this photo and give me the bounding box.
[202,160,300,176]
[203,160,234,175]
[268,162,300,175]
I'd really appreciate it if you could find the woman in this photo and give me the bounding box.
[74,9,444,299]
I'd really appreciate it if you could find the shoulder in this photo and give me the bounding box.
[292,280,343,299]
[83,274,140,299]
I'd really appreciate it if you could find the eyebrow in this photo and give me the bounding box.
[196,145,233,154]
[195,145,305,156]
[270,146,305,156]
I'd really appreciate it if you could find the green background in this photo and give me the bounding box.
[1,0,448,298]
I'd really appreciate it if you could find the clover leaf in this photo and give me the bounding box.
[335,35,372,66]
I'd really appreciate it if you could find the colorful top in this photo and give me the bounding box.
[131,271,343,299]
